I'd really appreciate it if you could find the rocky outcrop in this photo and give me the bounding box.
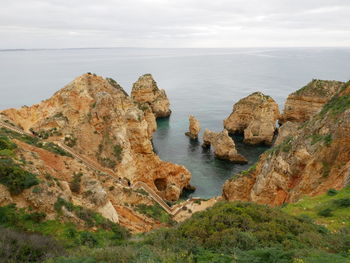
[131,74,171,118]
[1,73,190,202]
[202,129,247,163]
[279,79,344,124]
[223,92,280,145]
[274,121,299,146]
[223,81,350,206]
[185,115,200,139]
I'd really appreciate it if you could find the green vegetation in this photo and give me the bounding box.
[135,203,174,225]
[64,135,77,147]
[239,163,257,177]
[0,203,129,254]
[282,187,350,231]
[113,144,123,161]
[134,188,149,196]
[294,79,342,97]
[52,201,349,263]
[0,127,72,157]
[322,161,331,177]
[308,134,333,146]
[266,136,293,156]
[0,158,39,194]
[70,172,83,193]
[106,77,128,97]
[53,197,129,241]
[1,201,349,262]
[31,127,62,139]
[319,93,350,117]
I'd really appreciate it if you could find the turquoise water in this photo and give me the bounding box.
[1,48,350,198]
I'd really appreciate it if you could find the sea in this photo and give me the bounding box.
[1,47,349,198]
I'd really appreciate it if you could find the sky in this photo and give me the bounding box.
[0,0,350,49]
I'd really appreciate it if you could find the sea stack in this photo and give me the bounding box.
[185,115,200,139]
[223,92,280,145]
[202,129,247,163]
[131,74,171,118]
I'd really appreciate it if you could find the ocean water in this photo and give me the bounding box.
[1,47,350,198]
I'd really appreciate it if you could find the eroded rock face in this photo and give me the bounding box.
[202,129,247,163]
[279,79,344,124]
[223,81,350,206]
[223,92,280,145]
[1,73,190,201]
[185,115,200,139]
[131,74,171,118]
[274,121,299,146]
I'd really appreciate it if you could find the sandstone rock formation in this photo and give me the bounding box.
[279,79,344,124]
[223,81,350,206]
[202,129,247,163]
[274,121,299,146]
[185,115,200,139]
[131,74,171,118]
[1,73,190,202]
[223,92,280,145]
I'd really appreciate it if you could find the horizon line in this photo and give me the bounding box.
[1,46,350,52]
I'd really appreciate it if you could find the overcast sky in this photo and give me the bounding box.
[1,0,350,49]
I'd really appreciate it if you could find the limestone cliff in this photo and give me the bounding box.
[185,115,200,139]
[223,81,350,206]
[131,74,171,118]
[202,129,247,163]
[279,79,344,124]
[0,73,190,202]
[223,92,280,145]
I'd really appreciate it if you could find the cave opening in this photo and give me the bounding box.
[154,178,167,191]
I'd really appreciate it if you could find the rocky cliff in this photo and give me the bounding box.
[1,73,190,202]
[131,74,171,118]
[223,81,350,206]
[279,79,344,124]
[223,92,280,145]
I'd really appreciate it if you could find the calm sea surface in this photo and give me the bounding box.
[1,48,349,198]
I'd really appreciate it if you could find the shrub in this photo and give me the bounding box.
[327,189,338,196]
[0,226,64,263]
[70,172,83,193]
[0,158,39,194]
[318,208,333,217]
[135,204,174,225]
[113,144,123,161]
[334,198,350,208]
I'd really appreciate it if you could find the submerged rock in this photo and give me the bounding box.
[224,92,280,145]
[279,79,344,124]
[202,129,247,163]
[131,74,171,118]
[185,115,200,139]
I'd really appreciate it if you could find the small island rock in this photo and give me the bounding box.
[185,115,201,139]
[202,129,247,163]
[224,92,280,145]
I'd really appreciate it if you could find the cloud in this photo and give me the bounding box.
[0,0,349,48]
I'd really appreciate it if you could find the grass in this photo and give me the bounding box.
[0,158,39,194]
[0,204,129,249]
[282,187,350,231]
[135,203,174,225]
[0,127,72,157]
[319,94,350,117]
